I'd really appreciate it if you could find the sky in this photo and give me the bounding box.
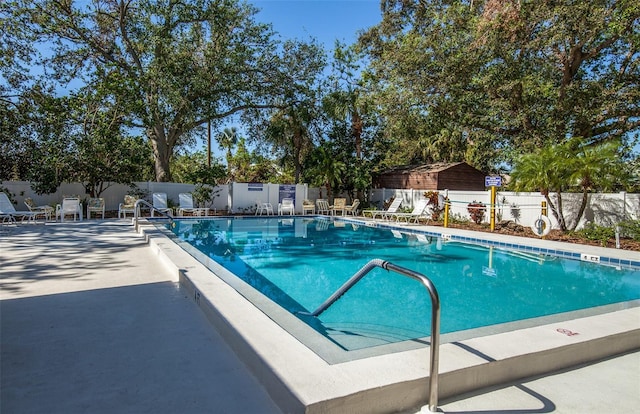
[206,0,383,157]
[248,0,383,49]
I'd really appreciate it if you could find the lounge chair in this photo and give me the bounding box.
[279,198,295,215]
[316,199,330,215]
[86,197,105,219]
[24,197,54,221]
[178,193,196,216]
[0,192,38,222]
[388,199,430,224]
[56,197,83,222]
[255,199,274,215]
[118,195,139,218]
[344,199,360,216]
[366,198,402,220]
[151,193,172,217]
[302,199,315,214]
[329,198,347,216]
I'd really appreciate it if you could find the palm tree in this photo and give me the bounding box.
[217,127,238,179]
[510,138,625,231]
[306,145,346,201]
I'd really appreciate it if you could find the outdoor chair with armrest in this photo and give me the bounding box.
[344,199,360,216]
[151,193,172,217]
[329,198,347,216]
[366,197,402,221]
[279,198,295,215]
[119,195,139,218]
[24,197,54,221]
[0,192,39,223]
[56,197,82,222]
[86,197,105,219]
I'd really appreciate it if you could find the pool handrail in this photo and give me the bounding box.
[133,198,173,231]
[298,258,441,412]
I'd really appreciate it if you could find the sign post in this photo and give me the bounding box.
[484,176,502,232]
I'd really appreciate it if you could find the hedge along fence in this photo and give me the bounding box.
[368,189,638,231]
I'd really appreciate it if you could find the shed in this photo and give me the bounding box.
[373,162,486,191]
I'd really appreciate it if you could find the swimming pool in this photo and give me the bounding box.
[168,217,640,352]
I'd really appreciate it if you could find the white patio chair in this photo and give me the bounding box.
[278,198,295,215]
[151,193,172,217]
[255,200,274,216]
[387,199,430,224]
[56,197,82,222]
[0,192,38,223]
[178,193,196,216]
[316,199,330,215]
[366,197,402,220]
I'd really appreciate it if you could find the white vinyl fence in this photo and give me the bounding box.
[2,180,637,229]
[367,189,638,230]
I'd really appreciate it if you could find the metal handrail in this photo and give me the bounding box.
[298,258,441,412]
[133,199,173,230]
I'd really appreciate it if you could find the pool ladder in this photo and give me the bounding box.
[299,258,441,412]
[133,199,174,231]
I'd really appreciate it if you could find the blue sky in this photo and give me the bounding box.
[248,0,382,49]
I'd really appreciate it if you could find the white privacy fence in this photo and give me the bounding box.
[0,181,308,215]
[2,180,637,229]
[367,189,638,230]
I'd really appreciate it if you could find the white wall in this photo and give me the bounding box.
[367,188,638,230]
[2,180,636,228]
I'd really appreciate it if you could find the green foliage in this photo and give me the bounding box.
[8,0,322,182]
[573,220,640,245]
[192,184,221,208]
[510,138,630,231]
[617,220,640,241]
[172,151,227,185]
[574,223,616,246]
[359,0,640,171]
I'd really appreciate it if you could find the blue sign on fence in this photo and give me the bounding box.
[484,176,502,187]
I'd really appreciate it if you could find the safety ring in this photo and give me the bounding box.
[531,215,551,237]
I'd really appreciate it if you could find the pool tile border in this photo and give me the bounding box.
[342,217,640,271]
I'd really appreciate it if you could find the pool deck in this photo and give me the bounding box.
[1,219,639,413]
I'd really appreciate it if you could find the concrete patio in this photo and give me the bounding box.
[1,220,638,413]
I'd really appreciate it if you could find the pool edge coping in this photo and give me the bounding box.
[141,220,640,414]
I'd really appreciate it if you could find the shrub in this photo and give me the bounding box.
[467,201,486,224]
[617,220,640,241]
[575,223,615,246]
[423,191,444,221]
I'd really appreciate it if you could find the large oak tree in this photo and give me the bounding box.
[6,0,320,181]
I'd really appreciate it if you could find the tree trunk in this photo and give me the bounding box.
[569,189,590,231]
[546,192,567,231]
[149,124,172,182]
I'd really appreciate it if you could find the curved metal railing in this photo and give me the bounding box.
[133,199,173,230]
[298,258,441,412]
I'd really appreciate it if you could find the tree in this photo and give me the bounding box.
[248,40,327,184]
[171,150,227,185]
[359,0,640,171]
[510,138,628,231]
[303,143,346,201]
[217,127,239,172]
[8,0,316,182]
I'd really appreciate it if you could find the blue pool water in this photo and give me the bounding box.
[169,217,640,350]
